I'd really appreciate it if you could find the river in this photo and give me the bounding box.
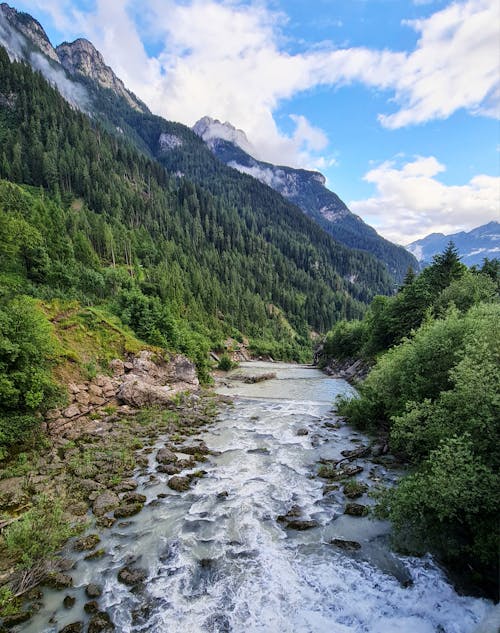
[21,362,495,633]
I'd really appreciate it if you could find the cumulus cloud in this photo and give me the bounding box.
[349,156,500,244]
[17,0,499,168]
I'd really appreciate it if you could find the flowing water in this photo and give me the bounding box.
[22,362,495,633]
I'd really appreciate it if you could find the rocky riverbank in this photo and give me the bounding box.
[0,351,230,630]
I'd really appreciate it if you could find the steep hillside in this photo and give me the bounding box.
[193,117,418,283]
[0,2,399,294]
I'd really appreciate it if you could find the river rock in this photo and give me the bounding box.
[167,476,191,492]
[157,464,180,475]
[114,479,138,493]
[296,428,309,436]
[78,479,104,495]
[88,611,115,632]
[285,519,319,531]
[45,572,73,589]
[330,538,362,551]
[74,534,100,551]
[63,595,76,609]
[85,584,103,598]
[277,505,302,522]
[156,448,178,464]
[84,601,99,614]
[93,491,120,516]
[176,442,210,456]
[344,503,368,517]
[117,566,147,586]
[114,502,144,518]
[60,623,83,633]
[96,515,116,528]
[122,492,147,504]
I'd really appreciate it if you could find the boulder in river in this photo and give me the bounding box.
[344,503,369,517]
[285,519,319,531]
[114,502,144,518]
[156,447,178,464]
[85,583,103,598]
[63,595,76,609]
[44,572,73,589]
[330,538,362,551]
[92,491,120,517]
[60,623,83,633]
[113,479,139,493]
[88,610,115,632]
[73,533,100,551]
[168,476,191,492]
[117,566,147,586]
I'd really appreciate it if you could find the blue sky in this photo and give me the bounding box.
[12,0,500,244]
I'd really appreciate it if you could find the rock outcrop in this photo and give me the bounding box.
[44,351,199,440]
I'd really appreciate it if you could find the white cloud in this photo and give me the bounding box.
[13,0,500,168]
[349,156,500,244]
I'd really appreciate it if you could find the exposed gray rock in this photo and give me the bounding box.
[157,448,178,464]
[117,566,147,586]
[87,610,115,632]
[74,534,100,551]
[167,476,191,492]
[85,584,103,598]
[344,503,368,517]
[92,491,120,517]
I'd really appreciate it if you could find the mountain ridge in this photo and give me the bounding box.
[407,221,500,267]
[192,116,417,283]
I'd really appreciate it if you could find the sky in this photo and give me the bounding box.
[11,0,500,245]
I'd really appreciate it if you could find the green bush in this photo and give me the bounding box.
[0,296,60,457]
[323,319,367,361]
[3,496,81,567]
[217,354,234,371]
[386,435,499,568]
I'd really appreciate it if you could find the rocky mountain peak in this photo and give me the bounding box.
[0,2,59,62]
[56,38,148,113]
[193,116,254,154]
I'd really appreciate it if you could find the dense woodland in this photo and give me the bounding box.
[0,45,396,458]
[321,245,500,594]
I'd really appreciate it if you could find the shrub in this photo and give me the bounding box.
[217,354,234,371]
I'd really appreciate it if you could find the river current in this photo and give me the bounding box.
[22,362,495,633]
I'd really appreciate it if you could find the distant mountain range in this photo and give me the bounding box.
[193,117,417,283]
[406,222,500,267]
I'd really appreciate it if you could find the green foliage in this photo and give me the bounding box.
[0,45,392,359]
[0,586,21,619]
[322,319,367,361]
[386,436,499,566]
[3,496,81,568]
[217,354,235,371]
[0,296,60,457]
[331,246,499,588]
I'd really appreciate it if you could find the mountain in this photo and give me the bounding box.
[0,2,402,369]
[0,3,147,113]
[193,116,417,284]
[407,222,500,267]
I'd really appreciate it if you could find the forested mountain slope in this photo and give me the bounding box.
[0,45,395,369]
[192,117,418,283]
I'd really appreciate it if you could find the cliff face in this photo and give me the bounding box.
[56,39,148,113]
[0,2,59,62]
[0,3,148,113]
